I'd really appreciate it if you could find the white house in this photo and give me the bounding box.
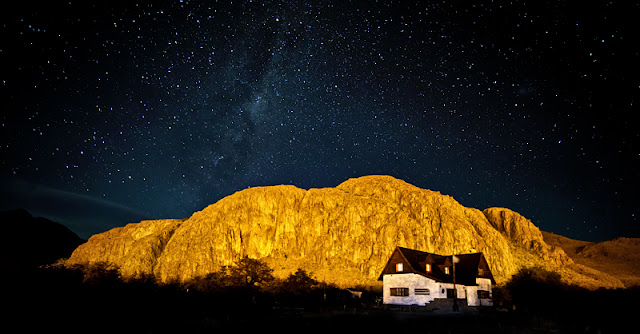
[378,247,494,307]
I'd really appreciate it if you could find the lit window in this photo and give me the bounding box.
[390,288,409,296]
[444,267,450,275]
[478,268,484,276]
[396,263,403,272]
[426,264,431,272]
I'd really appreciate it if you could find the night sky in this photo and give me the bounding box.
[1,1,638,241]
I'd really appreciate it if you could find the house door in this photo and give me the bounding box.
[446,289,455,298]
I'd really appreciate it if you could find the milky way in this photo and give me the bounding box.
[1,1,638,240]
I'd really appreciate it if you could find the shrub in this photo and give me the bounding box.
[281,268,318,295]
[506,267,565,314]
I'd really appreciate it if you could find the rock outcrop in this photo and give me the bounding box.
[66,175,617,288]
[543,232,640,288]
[483,207,572,266]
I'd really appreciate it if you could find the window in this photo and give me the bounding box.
[390,288,409,297]
[477,290,490,299]
[425,263,431,272]
[395,263,403,272]
[415,288,430,295]
[444,266,450,275]
[478,268,484,276]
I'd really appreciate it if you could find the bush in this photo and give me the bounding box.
[506,267,564,314]
[78,261,122,285]
[280,268,318,295]
[503,267,640,331]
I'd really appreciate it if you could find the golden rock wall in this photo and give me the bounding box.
[67,175,618,288]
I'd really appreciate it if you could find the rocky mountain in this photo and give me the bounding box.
[543,232,640,288]
[1,209,85,269]
[66,175,624,289]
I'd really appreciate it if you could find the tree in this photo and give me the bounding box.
[228,256,274,288]
[186,269,233,293]
[506,267,564,314]
[281,268,317,295]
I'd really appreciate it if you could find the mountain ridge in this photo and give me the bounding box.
[543,231,640,288]
[66,175,627,289]
[1,209,85,269]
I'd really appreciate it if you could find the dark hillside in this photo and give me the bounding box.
[0,209,85,269]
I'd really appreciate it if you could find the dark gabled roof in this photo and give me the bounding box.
[378,246,495,285]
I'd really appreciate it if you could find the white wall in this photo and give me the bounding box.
[477,277,493,306]
[382,273,442,305]
[465,278,493,306]
[383,274,492,306]
[466,285,479,306]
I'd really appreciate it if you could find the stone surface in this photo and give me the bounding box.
[543,231,639,288]
[66,175,620,288]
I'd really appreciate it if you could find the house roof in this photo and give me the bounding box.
[378,246,495,285]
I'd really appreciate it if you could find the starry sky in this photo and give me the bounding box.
[1,1,638,241]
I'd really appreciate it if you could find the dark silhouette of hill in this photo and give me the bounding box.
[0,209,85,269]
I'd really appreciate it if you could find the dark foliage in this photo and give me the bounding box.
[280,268,319,294]
[184,260,350,312]
[499,266,638,333]
[4,261,639,333]
[505,266,564,314]
[0,257,375,333]
[227,256,275,288]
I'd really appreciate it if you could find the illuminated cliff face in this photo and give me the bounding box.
[67,175,621,288]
